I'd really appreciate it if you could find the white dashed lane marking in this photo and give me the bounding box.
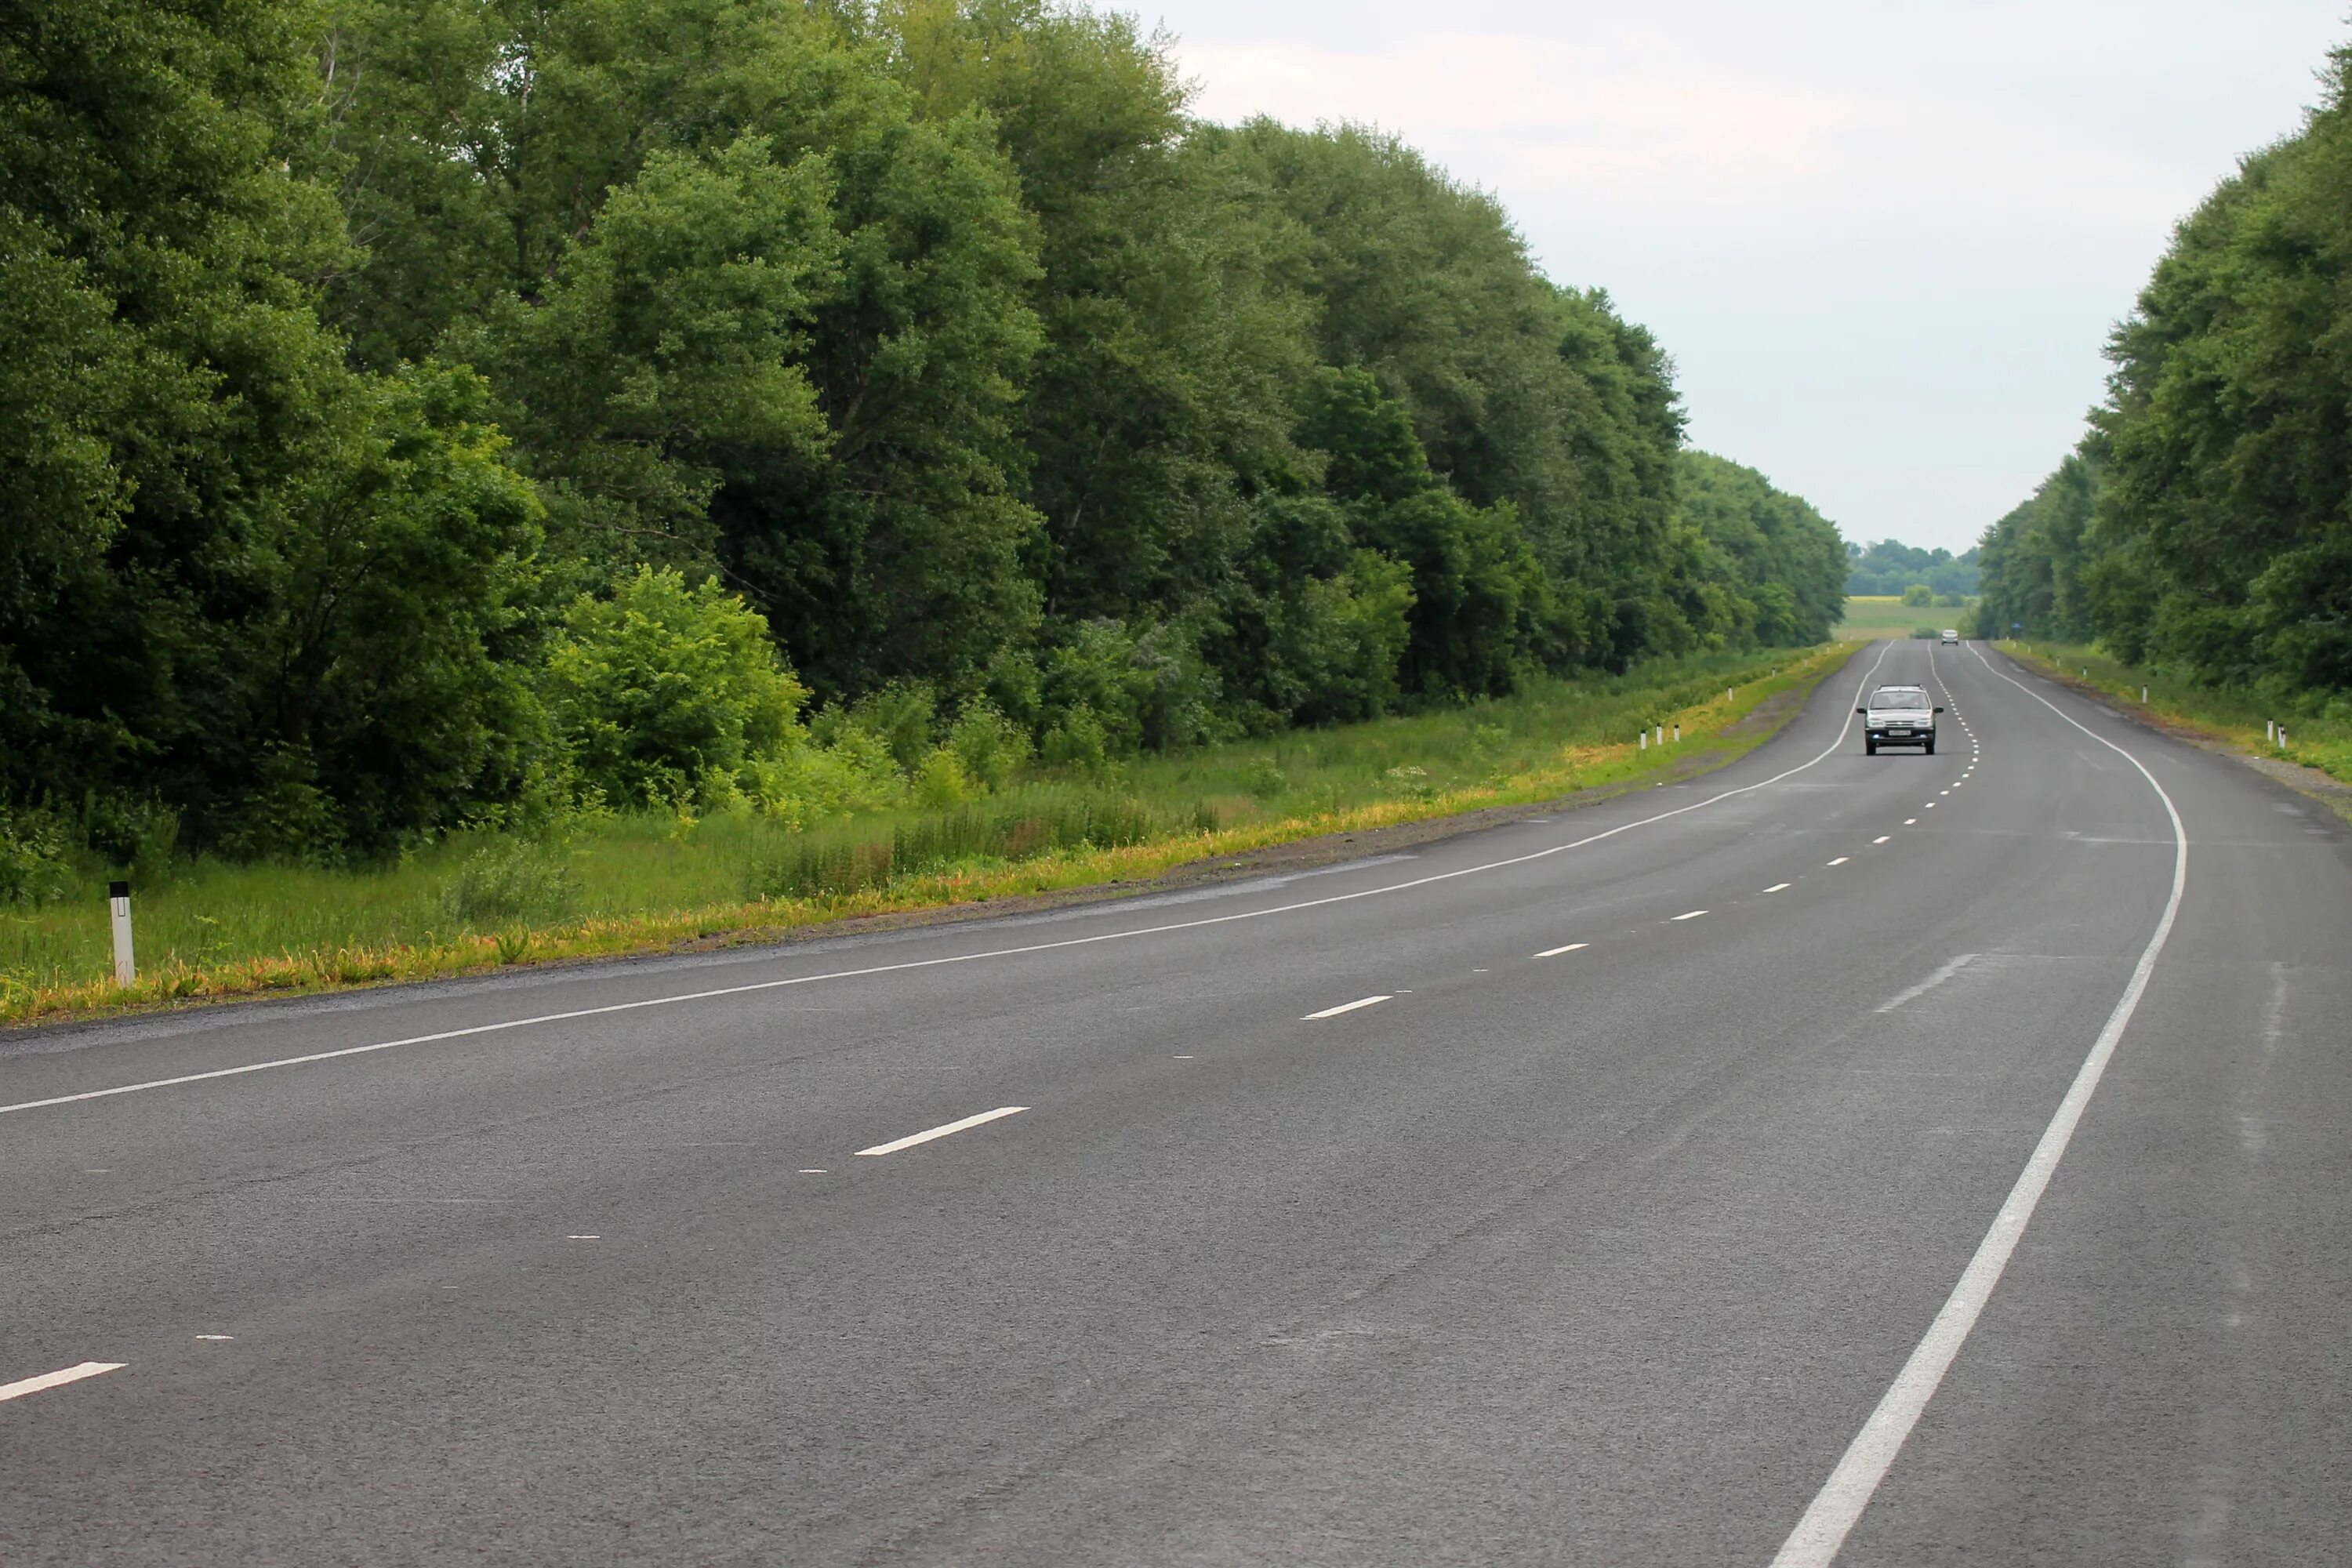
[1301,996,1391,1021]
[855,1105,1030,1156]
[0,1362,124,1403]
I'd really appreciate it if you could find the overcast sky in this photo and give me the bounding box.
[1156,1,2345,554]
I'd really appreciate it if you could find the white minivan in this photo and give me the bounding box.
[1858,684,1943,756]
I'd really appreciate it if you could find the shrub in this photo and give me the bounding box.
[846,683,940,774]
[947,699,1030,790]
[543,566,808,810]
[0,809,69,906]
[442,840,579,927]
[912,750,977,808]
[1040,706,1110,773]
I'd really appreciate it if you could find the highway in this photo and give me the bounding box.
[3,640,2347,1565]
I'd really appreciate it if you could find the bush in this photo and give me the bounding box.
[946,699,1031,790]
[1040,707,1110,773]
[741,727,905,825]
[1901,583,1935,606]
[0,809,70,906]
[846,683,940,774]
[76,793,180,881]
[543,566,808,810]
[911,750,977,808]
[441,840,579,927]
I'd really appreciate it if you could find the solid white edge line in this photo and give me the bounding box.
[1534,942,1589,957]
[853,1105,1028,1158]
[0,1361,125,1403]
[1770,642,2190,1567]
[5,648,1904,1120]
[1302,994,1391,1020]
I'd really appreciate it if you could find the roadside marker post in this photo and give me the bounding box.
[108,880,135,987]
[1639,731,1647,750]
[1673,724,1681,742]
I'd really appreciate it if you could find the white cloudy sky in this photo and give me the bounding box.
[1155,1,2344,553]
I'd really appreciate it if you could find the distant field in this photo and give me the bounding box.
[1837,596,1964,641]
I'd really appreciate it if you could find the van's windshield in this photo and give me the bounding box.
[1870,688,1929,708]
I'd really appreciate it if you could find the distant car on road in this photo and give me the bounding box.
[1859,684,1942,755]
[1940,629,1960,644]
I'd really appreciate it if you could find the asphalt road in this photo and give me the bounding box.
[3,641,2347,1566]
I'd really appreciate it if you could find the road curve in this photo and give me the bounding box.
[2,641,2347,1566]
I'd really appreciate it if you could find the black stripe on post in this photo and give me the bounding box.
[110,880,130,899]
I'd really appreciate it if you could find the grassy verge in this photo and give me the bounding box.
[2,644,1853,1025]
[1998,640,2352,786]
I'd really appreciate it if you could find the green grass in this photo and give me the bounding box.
[0,643,1850,1022]
[2000,640,2352,789]
[1836,595,1970,641]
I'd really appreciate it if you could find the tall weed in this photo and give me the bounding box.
[754,789,1217,899]
[441,840,579,927]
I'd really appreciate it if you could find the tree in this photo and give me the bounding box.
[0,0,547,856]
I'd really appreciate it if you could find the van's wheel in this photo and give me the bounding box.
[1925,736,1936,755]
[1865,739,1878,756]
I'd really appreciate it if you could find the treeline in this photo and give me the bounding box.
[0,0,1845,866]
[1845,539,1978,599]
[1977,39,2352,703]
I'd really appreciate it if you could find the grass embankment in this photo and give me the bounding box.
[2,644,1853,1025]
[1837,595,1969,641]
[1999,640,2352,788]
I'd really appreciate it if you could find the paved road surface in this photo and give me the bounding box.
[3,641,2347,1565]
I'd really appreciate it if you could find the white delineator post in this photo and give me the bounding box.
[1639,731,1647,750]
[1673,724,1682,742]
[108,880,135,987]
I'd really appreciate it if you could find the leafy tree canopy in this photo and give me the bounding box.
[0,0,1851,864]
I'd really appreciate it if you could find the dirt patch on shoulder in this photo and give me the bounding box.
[1720,682,1811,741]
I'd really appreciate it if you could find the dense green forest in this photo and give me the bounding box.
[1844,539,1978,599]
[0,0,1845,871]
[1976,40,2352,709]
